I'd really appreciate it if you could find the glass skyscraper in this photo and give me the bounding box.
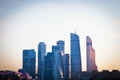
[57,40,65,53]
[57,40,69,80]
[44,45,64,80]
[22,49,36,79]
[38,42,46,80]
[70,33,82,79]
[44,52,54,80]
[86,36,97,72]
[63,54,69,80]
[52,45,64,80]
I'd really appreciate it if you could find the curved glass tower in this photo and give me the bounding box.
[86,36,97,72]
[70,33,82,79]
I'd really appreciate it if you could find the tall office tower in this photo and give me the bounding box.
[22,49,36,79]
[86,36,97,72]
[44,52,54,80]
[38,42,46,80]
[70,33,82,80]
[52,45,64,80]
[63,54,69,80]
[57,40,65,53]
[57,40,69,80]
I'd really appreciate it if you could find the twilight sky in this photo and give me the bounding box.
[0,0,120,71]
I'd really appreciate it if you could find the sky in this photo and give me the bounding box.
[0,0,120,71]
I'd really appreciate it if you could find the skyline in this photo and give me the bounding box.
[0,0,120,71]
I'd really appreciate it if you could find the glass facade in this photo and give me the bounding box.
[22,49,36,79]
[86,36,97,72]
[57,40,65,53]
[70,33,82,79]
[63,54,69,80]
[52,45,64,80]
[44,45,64,80]
[38,42,46,80]
[44,52,54,80]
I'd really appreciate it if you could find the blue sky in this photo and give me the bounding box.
[0,0,120,71]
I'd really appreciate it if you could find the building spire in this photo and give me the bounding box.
[74,26,78,34]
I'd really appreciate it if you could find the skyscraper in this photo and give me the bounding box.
[70,33,82,80]
[38,42,46,80]
[57,40,65,53]
[44,45,64,80]
[44,52,54,80]
[57,40,69,80]
[22,49,36,79]
[86,36,97,72]
[63,54,69,80]
[52,45,64,80]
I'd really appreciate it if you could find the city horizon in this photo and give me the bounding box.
[0,33,119,72]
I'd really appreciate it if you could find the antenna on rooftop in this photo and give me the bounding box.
[74,26,78,34]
